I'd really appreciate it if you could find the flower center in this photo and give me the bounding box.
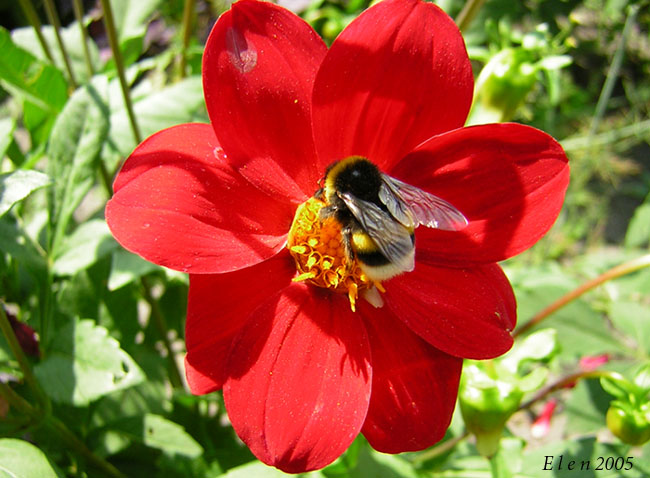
[287,197,380,311]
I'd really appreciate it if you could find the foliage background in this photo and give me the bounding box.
[0,0,649,477]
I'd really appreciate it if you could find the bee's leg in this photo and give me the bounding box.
[319,203,337,221]
[341,225,355,269]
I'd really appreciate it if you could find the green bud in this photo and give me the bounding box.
[459,363,524,457]
[606,403,650,446]
[468,48,538,124]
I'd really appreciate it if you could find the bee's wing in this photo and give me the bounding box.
[379,174,468,231]
[339,192,415,272]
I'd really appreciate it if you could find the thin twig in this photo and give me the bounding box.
[100,0,142,144]
[72,0,95,78]
[518,370,624,411]
[588,4,640,137]
[177,0,196,79]
[43,0,78,88]
[0,305,48,410]
[140,276,185,390]
[456,0,487,33]
[17,0,55,63]
[45,415,126,478]
[412,431,470,464]
[562,118,650,152]
[515,254,650,338]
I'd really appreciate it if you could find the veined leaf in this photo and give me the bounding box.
[0,170,51,217]
[0,439,60,478]
[107,0,164,66]
[0,117,15,159]
[52,219,118,276]
[47,82,109,257]
[108,248,161,290]
[0,216,47,274]
[12,23,101,84]
[0,27,67,114]
[34,318,144,406]
[102,75,206,171]
[109,414,203,458]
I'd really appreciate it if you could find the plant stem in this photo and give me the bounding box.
[177,0,196,79]
[412,431,470,464]
[43,0,78,88]
[17,0,55,63]
[45,415,126,478]
[100,0,142,144]
[0,382,124,478]
[99,161,114,197]
[140,276,185,390]
[0,381,36,417]
[514,254,650,337]
[72,0,95,78]
[588,4,640,136]
[519,370,623,411]
[0,305,48,410]
[562,118,650,152]
[456,0,487,32]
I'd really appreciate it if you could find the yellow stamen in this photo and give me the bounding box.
[287,197,380,311]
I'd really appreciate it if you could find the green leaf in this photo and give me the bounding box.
[354,447,418,478]
[103,414,203,458]
[108,0,164,66]
[0,170,51,217]
[518,367,549,393]
[600,375,639,400]
[102,76,206,171]
[47,83,109,256]
[565,378,611,435]
[108,249,160,290]
[501,329,558,373]
[0,27,67,114]
[0,438,59,478]
[609,300,650,354]
[12,23,101,84]
[220,461,325,478]
[0,216,47,274]
[490,438,524,478]
[34,318,144,406]
[511,265,626,358]
[52,219,118,276]
[634,363,650,391]
[0,117,15,159]
[625,203,650,248]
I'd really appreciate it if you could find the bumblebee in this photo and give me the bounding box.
[316,156,468,281]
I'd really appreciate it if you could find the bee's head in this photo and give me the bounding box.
[325,156,382,203]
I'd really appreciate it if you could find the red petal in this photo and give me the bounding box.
[385,262,516,359]
[391,123,570,265]
[184,252,295,394]
[360,304,462,452]
[312,0,473,170]
[106,123,296,273]
[224,285,372,473]
[203,0,327,199]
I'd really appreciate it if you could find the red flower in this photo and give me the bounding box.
[106,0,569,472]
[531,399,558,439]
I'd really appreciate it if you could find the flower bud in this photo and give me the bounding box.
[468,48,538,125]
[606,403,650,446]
[459,363,524,457]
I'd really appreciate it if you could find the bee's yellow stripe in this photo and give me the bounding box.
[351,232,378,253]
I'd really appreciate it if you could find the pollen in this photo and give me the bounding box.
[287,197,372,312]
